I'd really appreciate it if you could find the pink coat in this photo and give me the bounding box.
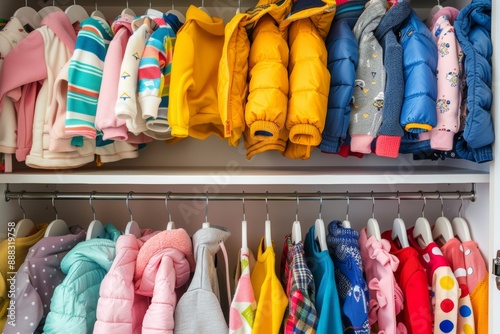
[134,229,195,334]
[93,230,157,334]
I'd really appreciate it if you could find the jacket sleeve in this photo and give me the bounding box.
[138,26,176,120]
[64,19,112,140]
[93,241,138,334]
[286,19,330,147]
[320,19,358,153]
[245,15,289,142]
[400,14,438,134]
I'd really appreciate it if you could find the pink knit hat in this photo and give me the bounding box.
[135,228,195,280]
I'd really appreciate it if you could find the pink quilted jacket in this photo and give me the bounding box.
[93,230,157,334]
[134,228,196,334]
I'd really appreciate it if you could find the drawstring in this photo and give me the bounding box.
[219,240,232,307]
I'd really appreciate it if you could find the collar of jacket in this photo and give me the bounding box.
[40,11,77,52]
[111,13,134,35]
[181,5,225,36]
[242,0,293,32]
[455,0,491,36]
[334,1,365,21]
[280,0,336,40]
[373,0,411,40]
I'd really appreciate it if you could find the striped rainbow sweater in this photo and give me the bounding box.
[64,17,113,140]
[138,16,177,137]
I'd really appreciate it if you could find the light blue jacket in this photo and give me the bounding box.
[43,224,120,334]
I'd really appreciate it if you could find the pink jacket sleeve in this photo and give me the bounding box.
[95,28,130,141]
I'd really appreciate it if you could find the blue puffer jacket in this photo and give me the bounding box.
[454,0,493,163]
[399,10,437,134]
[44,224,121,334]
[319,1,364,153]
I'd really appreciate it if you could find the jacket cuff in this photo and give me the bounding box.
[375,135,401,158]
[289,124,322,146]
[250,121,280,140]
[350,135,374,154]
[139,96,162,120]
[430,131,454,151]
[283,142,311,160]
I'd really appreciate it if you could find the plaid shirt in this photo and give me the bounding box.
[282,235,318,334]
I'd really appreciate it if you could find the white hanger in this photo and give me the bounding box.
[202,192,210,228]
[236,0,241,14]
[86,191,105,240]
[366,192,381,241]
[14,1,42,31]
[391,192,409,248]
[342,192,351,228]
[432,192,454,245]
[121,0,136,16]
[124,192,141,237]
[314,192,328,252]
[291,193,302,245]
[45,192,70,237]
[413,192,433,248]
[91,3,106,21]
[199,0,210,15]
[241,192,249,253]
[426,0,443,26]
[38,1,63,19]
[14,192,35,238]
[452,192,472,242]
[146,1,164,18]
[165,192,176,230]
[65,0,89,25]
[264,192,272,249]
[166,0,186,23]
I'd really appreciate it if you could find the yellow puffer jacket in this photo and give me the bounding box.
[218,0,292,150]
[280,0,336,148]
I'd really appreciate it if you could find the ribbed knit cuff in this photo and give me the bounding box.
[289,124,322,146]
[375,135,401,158]
[350,135,375,154]
[250,121,280,140]
[430,131,454,151]
[139,96,162,119]
[283,142,311,160]
[326,220,360,248]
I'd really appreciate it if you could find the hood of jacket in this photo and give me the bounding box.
[135,228,195,280]
[60,224,121,274]
[374,1,411,40]
[192,226,231,260]
[334,0,365,22]
[280,0,336,40]
[41,10,77,52]
[353,0,386,42]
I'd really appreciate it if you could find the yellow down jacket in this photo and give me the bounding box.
[218,0,292,152]
[281,0,336,150]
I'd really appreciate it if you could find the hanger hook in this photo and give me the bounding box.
[371,191,375,219]
[317,191,323,220]
[397,191,401,219]
[264,191,270,221]
[18,190,27,220]
[126,191,134,221]
[419,191,426,218]
[52,191,59,220]
[205,191,209,223]
[438,191,444,217]
[242,191,246,222]
[165,192,172,222]
[457,191,463,218]
[126,0,129,8]
[89,191,97,220]
[346,191,349,221]
[295,191,299,222]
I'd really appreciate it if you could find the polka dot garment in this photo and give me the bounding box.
[407,227,459,334]
[441,238,476,334]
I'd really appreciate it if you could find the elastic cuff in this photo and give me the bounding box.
[139,96,162,119]
[289,124,322,146]
[171,125,189,138]
[350,135,374,154]
[246,139,286,160]
[283,142,311,160]
[101,126,129,142]
[250,121,280,140]
[375,135,401,158]
[430,130,454,151]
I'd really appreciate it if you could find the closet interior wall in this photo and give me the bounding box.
[1,0,499,330]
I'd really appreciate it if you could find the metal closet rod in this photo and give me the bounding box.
[4,189,476,202]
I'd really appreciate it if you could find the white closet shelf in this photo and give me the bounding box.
[0,166,489,185]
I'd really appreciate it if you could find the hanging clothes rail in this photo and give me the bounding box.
[4,187,476,202]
